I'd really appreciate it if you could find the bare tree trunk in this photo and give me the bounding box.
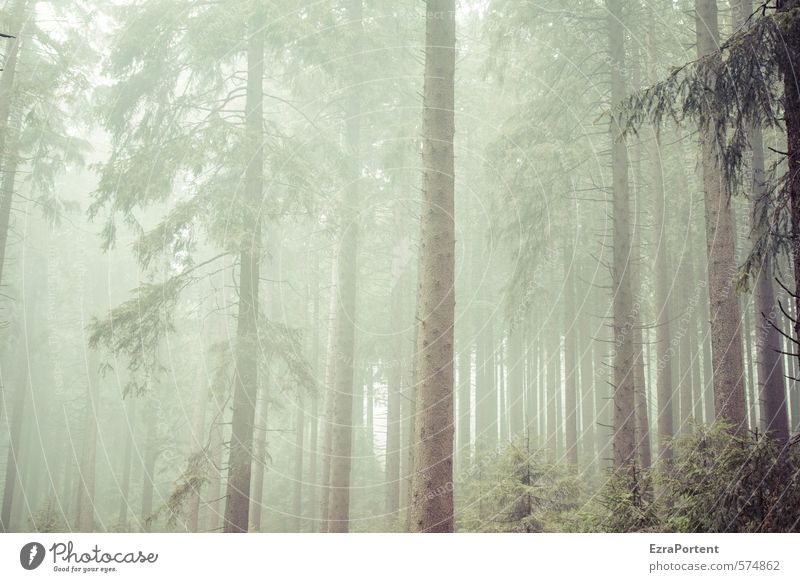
[475,307,496,448]
[204,385,225,532]
[727,0,790,443]
[0,350,27,532]
[695,0,747,433]
[409,0,456,533]
[385,281,403,526]
[579,291,597,471]
[563,243,578,465]
[776,0,800,390]
[325,0,363,535]
[507,325,524,437]
[292,392,304,531]
[0,0,26,187]
[222,5,264,533]
[608,0,637,472]
[248,384,268,531]
[650,130,674,462]
[75,352,100,532]
[140,397,159,532]
[457,342,471,468]
[318,264,338,532]
[186,353,210,533]
[116,398,136,529]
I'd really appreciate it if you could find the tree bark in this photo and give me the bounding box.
[140,397,159,532]
[695,0,747,433]
[409,0,456,533]
[325,0,363,535]
[0,349,27,532]
[563,242,578,465]
[729,0,790,443]
[75,351,100,532]
[222,5,264,533]
[649,132,674,462]
[248,383,268,531]
[608,0,637,471]
[292,392,305,531]
[116,398,136,529]
[385,281,403,526]
[507,325,524,437]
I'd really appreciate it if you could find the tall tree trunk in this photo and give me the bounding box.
[649,128,674,462]
[409,0,456,533]
[579,293,597,471]
[318,264,338,532]
[222,5,264,533]
[777,0,800,389]
[292,392,305,531]
[608,0,637,471]
[729,0,790,443]
[563,243,578,465]
[140,397,159,532]
[546,334,558,458]
[507,325,524,437]
[476,314,496,448]
[75,351,100,532]
[248,383,268,531]
[204,383,226,532]
[695,0,747,433]
[457,342,471,468]
[0,0,26,179]
[186,350,210,533]
[0,349,27,532]
[325,0,363,535]
[385,282,403,526]
[116,398,136,529]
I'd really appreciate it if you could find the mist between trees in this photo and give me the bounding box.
[1,0,800,534]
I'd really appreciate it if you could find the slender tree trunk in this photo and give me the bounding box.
[325,0,363,535]
[608,0,637,471]
[0,0,26,182]
[563,243,578,465]
[248,383,268,531]
[116,399,136,529]
[579,295,597,471]
[776,0,800,387]
[385,281,403,526]
[318,264,338,532]
[140,397,159,532]
[457,342,471,468]
[728,0,790,443]
[649,129,674,462]
[204,385,225,532]
[306,252,321,530]
[0,351,27,532]
[186,356,209,533]
[546,333,558,458]
[695,0,747,433]
[475,307,496,449]
[292,392,305,531]
[222,5,264,533]
[75,352,100,532]
[409,0,456,533]
[507,325,524,437]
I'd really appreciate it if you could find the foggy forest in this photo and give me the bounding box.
[1,0,800,535]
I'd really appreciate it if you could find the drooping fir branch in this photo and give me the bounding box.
[88,253,228,396]
[618,7,800,290]
[618,7,797,188]
[257,314,317,396]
